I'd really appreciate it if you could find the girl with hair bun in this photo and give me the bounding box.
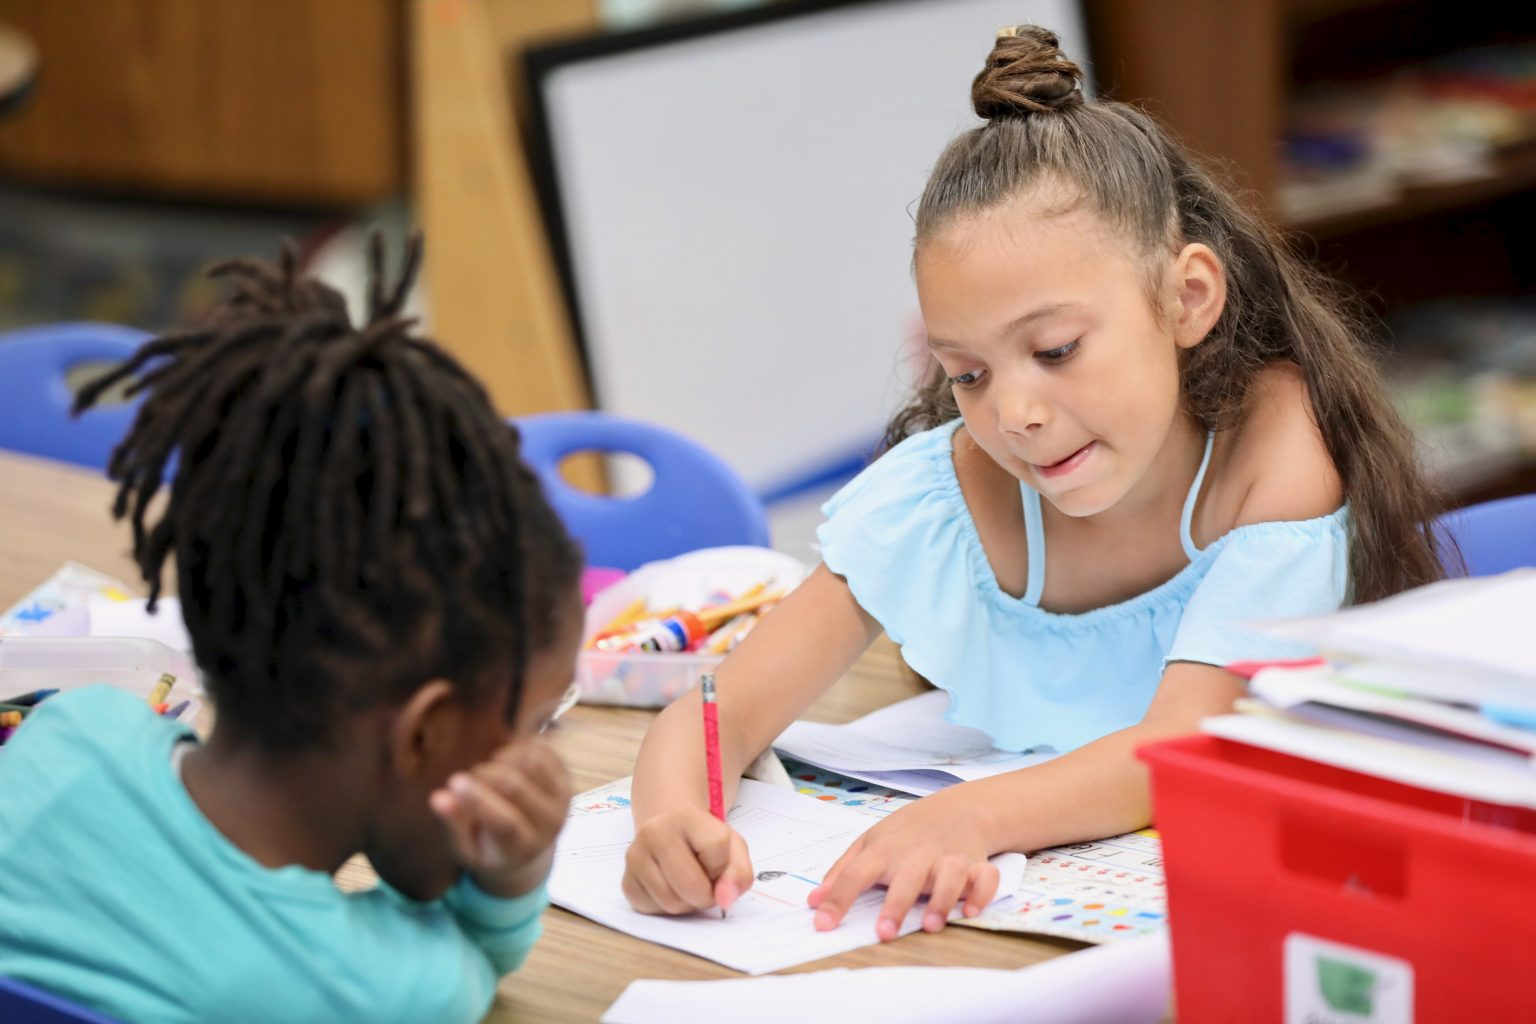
[625,25,1448,940]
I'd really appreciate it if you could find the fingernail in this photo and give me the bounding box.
[806,887,823,907]
[924,914,943,932]
[717,879,737,909]
[877,918,897,941]
[450,773,473,796]
[814,911,834,931]
[477,831,506,868]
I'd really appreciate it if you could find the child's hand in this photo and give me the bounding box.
[807,791,1000,941]
[622,805,754,915]
[430,738,572,900]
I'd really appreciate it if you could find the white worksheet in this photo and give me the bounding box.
[550,778,1026,974]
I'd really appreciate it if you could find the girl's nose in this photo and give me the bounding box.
[996,377,1049,436]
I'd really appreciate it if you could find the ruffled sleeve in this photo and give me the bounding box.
[816,420,976,659]
[1167,508,1350,669]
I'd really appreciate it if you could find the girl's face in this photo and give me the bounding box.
[916,194,1199,518]
[367,594,583,902]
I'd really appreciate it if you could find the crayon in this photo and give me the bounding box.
[146,673,176,708]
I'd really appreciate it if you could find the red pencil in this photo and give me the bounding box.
[700,672,726,917]
[701,673,725,822]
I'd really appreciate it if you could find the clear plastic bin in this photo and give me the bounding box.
[576,546,808,707]
[0,636,198,703]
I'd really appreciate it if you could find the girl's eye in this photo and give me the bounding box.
[1037,340,1081,364]
[946,369,984,389]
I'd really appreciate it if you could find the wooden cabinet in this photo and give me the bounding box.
[0,0,405,206]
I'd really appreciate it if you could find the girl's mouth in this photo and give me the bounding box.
[1034,441,1096,479]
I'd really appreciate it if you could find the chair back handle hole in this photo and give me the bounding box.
[65,359,135,407]
[556,449,655,498]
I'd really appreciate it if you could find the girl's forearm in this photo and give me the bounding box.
[630,564,882,825]
[960,719,1193,854]
[629,689,752,824]
[964,663,1243,851]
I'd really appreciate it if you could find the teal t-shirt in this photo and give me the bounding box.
[0,686,547,1024]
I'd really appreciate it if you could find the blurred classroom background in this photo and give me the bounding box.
[1,0,1533,558]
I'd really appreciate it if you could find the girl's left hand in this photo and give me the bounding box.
[807,791,1001,941]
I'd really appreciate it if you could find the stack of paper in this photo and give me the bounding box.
[1206,569,1536,807]
[773,690,1057,796]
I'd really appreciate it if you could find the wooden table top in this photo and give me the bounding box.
[0,448,1080,1022]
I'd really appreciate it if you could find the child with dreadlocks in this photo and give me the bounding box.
[0,237,583,1023]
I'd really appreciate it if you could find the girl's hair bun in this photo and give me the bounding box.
[971,25,1084,120]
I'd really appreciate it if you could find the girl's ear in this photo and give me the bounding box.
[386,678,458,783]
[1170,243,1226,350]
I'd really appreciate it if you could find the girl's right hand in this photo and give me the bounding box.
[622,805,754,915]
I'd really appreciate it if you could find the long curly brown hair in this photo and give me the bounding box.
[886,25,1450,603]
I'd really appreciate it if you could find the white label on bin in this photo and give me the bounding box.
[1285,932,1413,1024]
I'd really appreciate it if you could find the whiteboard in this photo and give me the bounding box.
[531,0,1091,495]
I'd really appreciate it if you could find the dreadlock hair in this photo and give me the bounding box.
[73,233,582,751]
[886,25,1451,604]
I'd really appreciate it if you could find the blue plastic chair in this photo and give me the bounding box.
[1436,492,1536,577]
[513,411,770,571]
[0,322,151,471]
[0,977,121,1024]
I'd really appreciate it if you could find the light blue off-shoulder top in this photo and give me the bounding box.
[816,419,1349,753]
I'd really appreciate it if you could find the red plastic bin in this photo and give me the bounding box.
[1139,733,1536,1023]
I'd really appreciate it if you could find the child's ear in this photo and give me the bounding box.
[1169,242,1226,350]
[386,679,459,783]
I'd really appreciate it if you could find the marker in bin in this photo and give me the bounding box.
[595,611,708,654]
[595,589,784,654]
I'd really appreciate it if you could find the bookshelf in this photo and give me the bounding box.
[1092,0,1536,503]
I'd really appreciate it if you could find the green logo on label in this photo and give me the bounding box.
[1317,956,1376,1015]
